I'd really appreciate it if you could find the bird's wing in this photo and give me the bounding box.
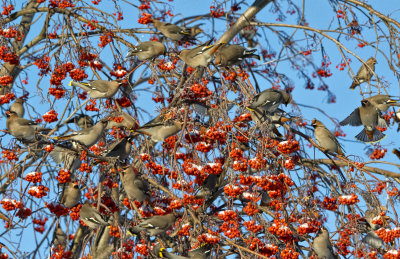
[340,108,362,126]
[16,118,37,126]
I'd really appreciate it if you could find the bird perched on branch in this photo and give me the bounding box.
[178,41,225,68]
[127,41,166,61]
[349,57,377,89]
[366,94,400,111]
[55,119,108,147]
[104,136,134,161]
[79,201,110,229]
[311,119,344,156]
[9,99,25,117]
[135,213,177,236]
[362,208,388,250]
[6,111,50,141]
[60,182,81,208]
[247,88,292,114]
[312,227,339,259]
[121,166,149,202]
[214,44,261,67]
[152,19,191,41]
[69,80,122,99]
[106,111,138,130]
[340,99,387,142]
[66,114,94,129]
[135,112,183,142]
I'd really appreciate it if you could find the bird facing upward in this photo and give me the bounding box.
[349,57,377,89]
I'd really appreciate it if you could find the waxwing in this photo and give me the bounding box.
[137,213,176,236]
[127,41,166,61]
[66,114,94,129]
[69,80,122,99]
[79,201,109,229]
[152,19,190,41]
[214,44,260,67]
[121,167,149,202]
[55,119,107,147]
[178,41,225,68]
[312,227,339,259]
[350,57,376,89]
[104,136,133,161]
[135,113,183,143]
[9,99,25,117]
[6,111,50,141]
[60,182,81,208]
[311,119,344,155]
[366,94,400,111]
[340,99,387,142]
[247,88,292,114]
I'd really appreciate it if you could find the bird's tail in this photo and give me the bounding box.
[243,49,261,61]
[355,128,385,143]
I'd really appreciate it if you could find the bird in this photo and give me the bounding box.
[54,119,108,147]
[178,41,225,68]
[79,201,109,229]
[69,80,122,99]
[159,244,211,259]
[49,143,81,172]
[311,119,344,155]
[66,114,94,129]
[312,227,339,259]
[362,209,388,250]
[121,166,149,202]
[127,41,166,61]
[189,24,203,38]
[349,57,377,89]
[106,111,138,130]
[247,88,292,114]
[104,136,133,161]
[340,99,387,142]
[195,174,219,198]
[363,230,385,250]
[6,111,50,141]
[60,182,81,208]
[135,113,183,142]
[366,94,400,111]
[52,227,67,247]
[152,19,191,41]
[9,99,25,117]
[137,213,176,236]
[214,44,260,67]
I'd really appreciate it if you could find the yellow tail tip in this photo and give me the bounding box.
[69,81,73,86]
[54,136,59,140]
[246,106,254,111]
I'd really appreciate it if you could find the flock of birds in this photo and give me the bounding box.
[3,18,399,258]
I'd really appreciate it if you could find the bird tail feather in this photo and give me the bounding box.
[355,129,385,143]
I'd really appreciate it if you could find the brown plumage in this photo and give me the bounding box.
[6,112,50,141]
[214,44,260,67]
[179,42,225,68]
[152,19,190,41]
[311,119,344,155]
[9,99,25,117]
[349,57,377,89]
[340,99,387,142]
